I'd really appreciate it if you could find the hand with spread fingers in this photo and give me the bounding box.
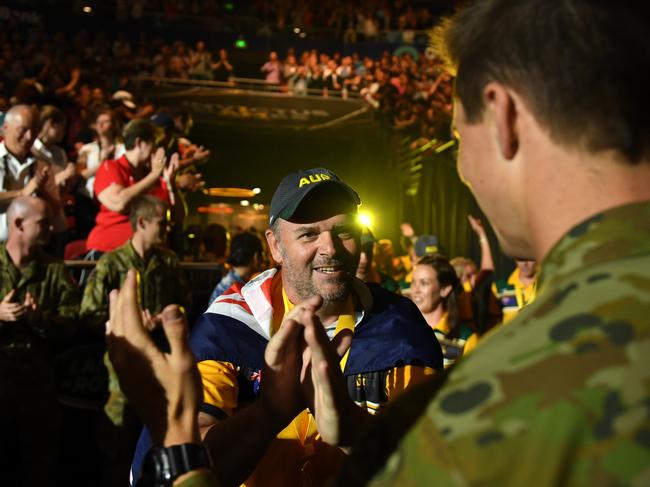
[259,294,324,430]
[106,269,202,447]
[0,289,27,323]
[298,306,369,448]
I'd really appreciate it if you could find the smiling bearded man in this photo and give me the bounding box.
[131,167,443,487]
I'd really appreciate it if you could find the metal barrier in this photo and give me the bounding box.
[138,75,362,99]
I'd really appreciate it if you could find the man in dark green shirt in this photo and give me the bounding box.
[0,196,80,487]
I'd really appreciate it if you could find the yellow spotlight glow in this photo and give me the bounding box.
[240,200,250,206]
[83,5,92,13]
[359,213,372,228]
[252,187,261,194]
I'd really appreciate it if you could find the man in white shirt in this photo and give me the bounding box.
[0,105,49,241]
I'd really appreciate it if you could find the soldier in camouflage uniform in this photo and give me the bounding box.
[329,1,650,485]
[80,195,191,486]
[0,196,80,486]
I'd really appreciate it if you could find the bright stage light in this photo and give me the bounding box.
[240,200,250,206]
[252,187,261,194]
[359,213,372,228]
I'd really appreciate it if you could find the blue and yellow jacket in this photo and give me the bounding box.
[133,268,442,486]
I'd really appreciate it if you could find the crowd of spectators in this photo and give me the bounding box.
[108,0,448,41]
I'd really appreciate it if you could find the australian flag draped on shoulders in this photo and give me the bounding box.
[132,268,442,482]
[192,268,442,407]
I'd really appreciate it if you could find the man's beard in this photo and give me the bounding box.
[281,253,354,307]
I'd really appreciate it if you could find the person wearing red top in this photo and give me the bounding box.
[86,120,178,254]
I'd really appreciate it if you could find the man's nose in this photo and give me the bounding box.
[318,231,336,256]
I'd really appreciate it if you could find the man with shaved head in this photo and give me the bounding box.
[0,196,80,486]
[0,104,52,241]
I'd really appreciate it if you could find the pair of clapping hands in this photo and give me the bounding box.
[0,290,42,325]
[107,270,366,453]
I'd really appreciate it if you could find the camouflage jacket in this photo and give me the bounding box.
[80,241,192,328]
[339,201,650,486]
[0,242,80,346]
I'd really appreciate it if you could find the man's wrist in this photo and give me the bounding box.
[163,416,201,447]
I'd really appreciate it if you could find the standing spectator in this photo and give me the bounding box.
[212,49,234,83]
[189,41,214,81]
[261,51,282,86]
[81,195,191,487]
[75,106,125,238]
[31,105,76,256]
[0,196,80,487]
[0,105,50,241]
[77,106,126,198]
[85,120,178,257]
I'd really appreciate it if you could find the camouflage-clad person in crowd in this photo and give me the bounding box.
[80,195,191,338]
[80,195,191,486]
[0,196,80,487]
[331,0,650,485]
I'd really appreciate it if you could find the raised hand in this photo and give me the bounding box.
[22,166,49,196]
[468,214,486,236]
[400,222,415,238]
[176,172,205,192]
[259,295,323,430]
[163,152,180,182]
[150,147,167,177]
[107,269,202,446]
[299,307,362,447]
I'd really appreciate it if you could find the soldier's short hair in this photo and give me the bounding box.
[129,195,168,230]
[435,0,650,163]
[122,119,155,150]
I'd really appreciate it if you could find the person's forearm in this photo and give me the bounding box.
[107,172,159,212]
[202,401,283,487]
[479,236,495,271]
[80,164,99,180]
[0,189,25,205]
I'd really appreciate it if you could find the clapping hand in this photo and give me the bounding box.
[107,269,202,447]
[0,290,27,323]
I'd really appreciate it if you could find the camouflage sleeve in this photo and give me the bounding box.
[80,257,114,331]
[38,263,81,341]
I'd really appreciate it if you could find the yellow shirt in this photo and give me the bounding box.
[198,283,434,486]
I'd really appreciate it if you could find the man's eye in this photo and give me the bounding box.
[300,232,318,239]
